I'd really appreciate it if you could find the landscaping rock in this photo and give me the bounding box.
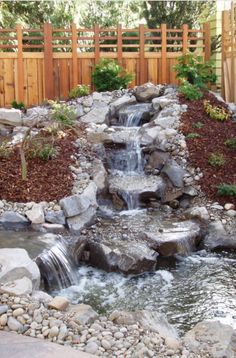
[109,95,136,116]
[0,248,40,289]
[25,204,45,224]
[203,221,236,250]
[68,304,99,325]
[0,108,22,126]
[67,206,96,233]
[0,277,32,296]
[0,211,30,230]
[91,159,107,193]
[81,102,109,124]
[7,316,23,332]
[148,150,170,170]
[134,83,163,102]
[161,159,185,188]
[45,210,66,225]
[48,296,69,311]
[185,206,210,221]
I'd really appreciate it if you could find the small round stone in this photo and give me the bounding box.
[101,339,111,350]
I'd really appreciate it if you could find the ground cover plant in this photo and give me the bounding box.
[69,84,90,99]
[180,91,236,206]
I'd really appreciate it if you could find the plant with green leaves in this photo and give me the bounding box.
[11,100,26,111]
[179,81,203,100]
[25,137,58,161]
[192,121,204,129]
[185,132,201,139]
[217,184,236,196]
[224,137,236,149]
[208,153,226,167]
[92,58,133,92]
[0,141,12,159]
[69,84,90,99]
[51,102,77,127]
[204,100,230,122]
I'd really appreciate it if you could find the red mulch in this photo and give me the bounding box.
[179,92,236,207]
[0,131,77,203]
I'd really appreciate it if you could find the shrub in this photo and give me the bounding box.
[185,132,201,139]
[25,138,58,161]
[224,137,236,149]
[217,184,236,196]
[0,141,12,159]
[69,84,90,99]
[208,153,226,167]
[51,102,77,127]
[11,100,26,111]
[204,100,230,122]
[192,121,204,129]
[92,58,133,92]
[179,81,203,100]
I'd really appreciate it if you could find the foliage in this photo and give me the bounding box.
[141,1,215,29]
[11,100,26,111]
[69,85,90,99]
[92,58,133,92]
[224,138,236,149]
[50,102,77,127]
[204,100,230,122]
[179,81,203,100]
[192,121,204,129]
[217,184,236,197]
[208,153,226,167]
[25,138,58,161]
[0,141,12,159]
[185,132,201,139]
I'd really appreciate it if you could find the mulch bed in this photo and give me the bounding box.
[179,92,236,207]
[0,130,77,203]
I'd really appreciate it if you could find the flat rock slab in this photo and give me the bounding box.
[0,331,95,358]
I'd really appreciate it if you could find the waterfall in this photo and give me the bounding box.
[36,240,78,290]
[119,110,143,127]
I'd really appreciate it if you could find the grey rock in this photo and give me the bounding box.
[7,316,23,332]
[0,211,30,230]
[185,206,210,221]
[153,115,177,129]
[0,108,22,126]
[148,150,170,170]
[25,204,45,224]
[134,83,163,102]
[85,341,99,354]
[45,210,66,225]
[151,96,177,109]
[91,159,107,193]
[81,102,109,124]
[0,305,8,315]
[22,107,49,127]
[161,159,185,188]
[183,186,198,197]
[203,221,236,250]
[118,103,152,125]
[0,276,32,296]
[109,95,136,116]
[31,290,52,303]
[67,206,97,233]
[68,304,98,325]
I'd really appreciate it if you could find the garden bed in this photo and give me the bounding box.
[180,92,236,207]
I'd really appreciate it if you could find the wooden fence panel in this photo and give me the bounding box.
[0,22,210,107]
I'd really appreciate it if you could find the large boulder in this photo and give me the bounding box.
[0,248,40,289]
[134,83,163,102]
[0,211,30,230]
[45,210,66,225]
[22,107,49,127]
[147,149,170,170]
[91,159,108,193]
[80,102,109,124]
[161,159,186,188]
[0,108,22,126]
[109,95,137,117]
[203,221,236,250]
[117,103,152,125]
[67,206,96,233]
[25,203,45,224]
[141,220,202,256]
[0,277,32,296]
[68,304,99,325]
[85,238,158,275]
[184,320,236,358]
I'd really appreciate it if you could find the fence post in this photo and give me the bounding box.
[230,2,235,102]
[44,23,54,100]
[139,24,145,85]
[71,23,78,88]
[94,24,100,64]
[182,24,188,54]
[117,24,122,65]
[16,24,24,103]
[203,22,211,61]
[161,24,167,84]
[221,11,227,100]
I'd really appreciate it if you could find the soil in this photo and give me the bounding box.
[179,92,236,207]
[0,130,78,203]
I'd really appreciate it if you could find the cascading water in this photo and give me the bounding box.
[36,239,78,290]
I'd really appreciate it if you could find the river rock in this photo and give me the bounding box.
[0,305,8,315]
[161,159,185,188]
[68,304,99,325]
[91,159,108,193]
[153,115,177,129]
[203,221,236,250]
[86,238,158,275]
[0,248,40,289]
[48,296,69,311]
[31,290,53,303]
[134,83,163,102]
[0,108,22,126]
[0,276,32,296]
[141,220,201,256]
[7,316,24,332]
[81,102,109,124]
[184,206,210,221]
[45,210,66,225]
[184,320,236,358]
[67,206,97,233]
[25,204,45,224]
[0,211,30,230]
[148,149,170,170]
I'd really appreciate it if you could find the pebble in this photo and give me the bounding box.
[13,308,24,317]
[49,326,59,338]
[101,339,111,350]
[0,305,8,315]
[7,316,23,332]
[85,341,99,354]
[0,314,8,326]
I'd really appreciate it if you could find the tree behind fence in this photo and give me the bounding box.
[0,22,211,107]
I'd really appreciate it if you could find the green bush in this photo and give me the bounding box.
[25,138,58,161]
[0,141,12,159]
[92,58,133,92]
[224,137,236,149]
[208,153,226,167]
[217,184,236,196]
[51,102,77,127]
[179,81,203,100]
[11,100,26,111]
[204,100,229,122]
[192,121,204,129]
[69,84,90,99]
[185,132,201,139]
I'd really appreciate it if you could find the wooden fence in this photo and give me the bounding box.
[0,22,211,107]
[222,3,236,103]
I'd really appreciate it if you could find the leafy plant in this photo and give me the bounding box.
[51,102,77,127]
[208,153,226,167]
[204,100,230,122]
[224,137,236,149]
[185,132,201,139]
[0,141,12,159]
[25,138,58,161]
[69,84,90,99]
[192,121,204,129]
[92,58,133,92]
[11,100,26,111]
[217,184,236,196]
[179,81,203,100]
